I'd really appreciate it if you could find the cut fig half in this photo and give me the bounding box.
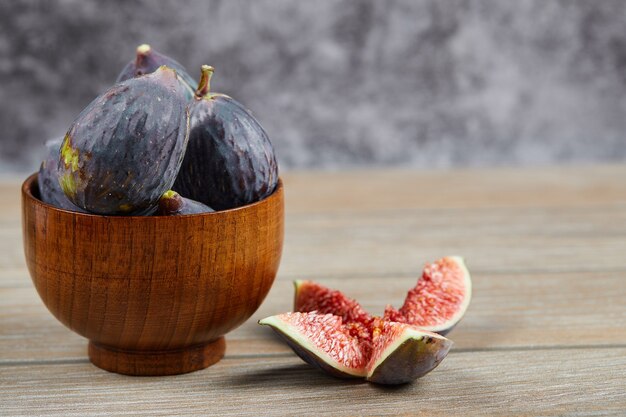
[366,322,452,385]
[259,313,452,385]
[384,256,472,335]
[259,313,368,378]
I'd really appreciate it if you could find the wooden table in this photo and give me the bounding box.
[1,166,625,416]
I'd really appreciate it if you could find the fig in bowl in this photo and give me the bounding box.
[22,174,283,376]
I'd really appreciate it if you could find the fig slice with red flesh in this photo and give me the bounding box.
[384,256,472,335]
[259,312,368,378]
[294,280,374,341]
[294,280,372,324]
[259,312,452,385]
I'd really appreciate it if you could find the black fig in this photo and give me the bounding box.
[116,44,197,100]
[157,190,214,215]
[37,138,87,213]
[58,66,189,215]
[173,65,279,210]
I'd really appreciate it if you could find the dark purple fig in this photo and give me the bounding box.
[116,44,196,100]
[157,190,214,215]
[173,65,279,210]
[37,138,87,213]
[58,66,189,215]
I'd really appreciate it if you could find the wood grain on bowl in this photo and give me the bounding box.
[21,174,284,376]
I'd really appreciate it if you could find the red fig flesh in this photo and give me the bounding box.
[384,256,472,335]
[259,313,368,378]
[294,280,373,327]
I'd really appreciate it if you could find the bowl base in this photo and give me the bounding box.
[88,337,226,376]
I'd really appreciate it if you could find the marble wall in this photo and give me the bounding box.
[2,0,626,173]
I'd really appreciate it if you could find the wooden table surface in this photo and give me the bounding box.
[1,165,625,416]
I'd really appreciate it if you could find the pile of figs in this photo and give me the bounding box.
[38,44,278,216]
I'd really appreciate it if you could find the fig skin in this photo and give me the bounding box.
[37,138,87,213]
[173,65,279,210]
[57,66,190,215]
[116,44,196,100]
[366,329,452,385]
[157,190,214,215]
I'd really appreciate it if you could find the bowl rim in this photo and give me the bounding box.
[22,173,283,219]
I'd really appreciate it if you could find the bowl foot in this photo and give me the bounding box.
[88,337,226,376]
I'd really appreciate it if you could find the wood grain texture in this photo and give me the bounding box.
[282,165,626,213]
[1,349,625,416]
[6,202,626,288]
[4,165,626,284]
[2,166,626,415]
[21,174,284,375]
[279,205,626,278]
[2,270,625,364]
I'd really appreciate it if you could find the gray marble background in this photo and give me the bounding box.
[2,0,626,174]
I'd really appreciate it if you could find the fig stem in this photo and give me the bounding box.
[158,190,183,215]
[135,44,151,67]
[196,65,214,97]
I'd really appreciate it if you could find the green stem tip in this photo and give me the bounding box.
[196,65,215,97]
[158,190,183,215]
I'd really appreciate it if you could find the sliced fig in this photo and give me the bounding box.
[261,257,469,384]
[173,65,279,210]
[294,280,375,350]
[37,138,87,213]
[294,280,373,327]
[366,321,452,385]
[259,312,368,378]
[157,190,214,215]
[57,66,189,215]
[384,256,472,335]
[116,44,197,100]
[259,312,451,385]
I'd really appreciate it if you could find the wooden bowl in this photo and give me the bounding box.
[21,174,284,376]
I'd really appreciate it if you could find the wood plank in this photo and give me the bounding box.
[0,178,21,224]
[4,166,626,286]
[4,164,626,219]
[279,205,626,278]
[4,203,626,288]
[2,271,624,363]
[0,268,29,289]
[282,165,626,213]
[1,348,625,416]
[1,167,626,415]
[4,164,624,219]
